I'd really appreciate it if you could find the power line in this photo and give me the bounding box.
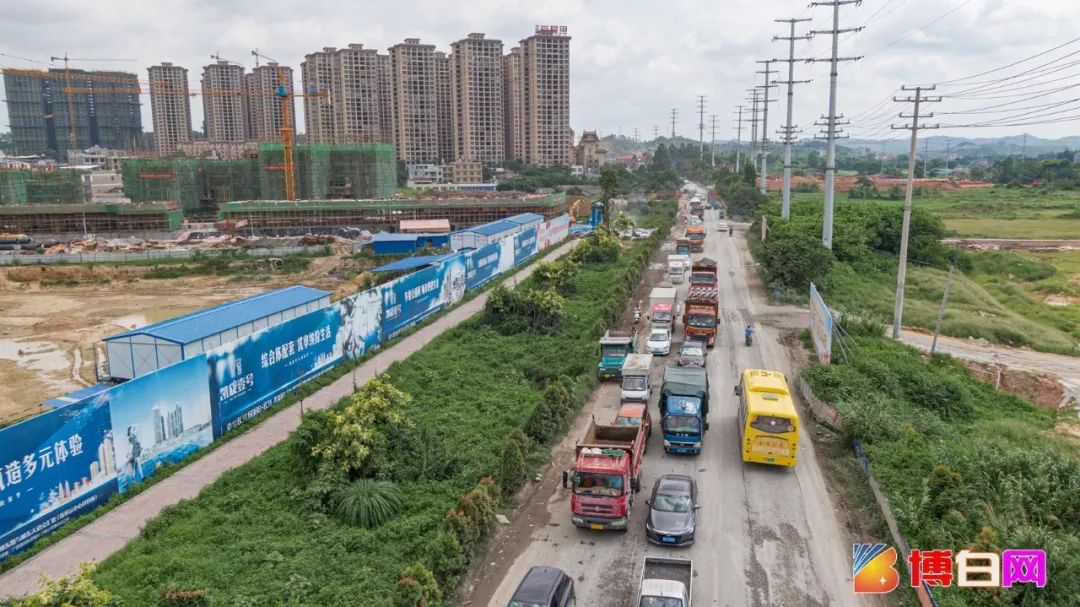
[864,0,978,57]
[928,36,1080,87]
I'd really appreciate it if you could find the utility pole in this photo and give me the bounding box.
[653,125,659,140]
[633,127,640,142]
[773,18,813,219]
[1022,133,1028,157]
[746,88,764,178]
[810,0,863,249]
[923,138,930,177]
[671,108,679,140]
[709,114,718,166]
[890,85,941,340]
[945,140,950,172]
[881,141,886,173]
[756,60,778,195]
[733,105,745,173]
[697,95,707,159]
[930,253,957,356]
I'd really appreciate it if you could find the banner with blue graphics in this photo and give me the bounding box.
[108,355,214,493]
[207,306,341,436]
[513,227,538,264]
[464,242,503,290]
[335,287,383,360]
[380,265,445,340]
[0,393,117,560]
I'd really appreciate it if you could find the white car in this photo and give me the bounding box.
[646,328,672,356]
[717,222,729,232]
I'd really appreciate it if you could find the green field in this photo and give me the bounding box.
[785,187,1080,239]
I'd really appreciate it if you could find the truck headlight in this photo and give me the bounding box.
[663,440,671,447]
[693,442,701,449]
[572,516,584,525]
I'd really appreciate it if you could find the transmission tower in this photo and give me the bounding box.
[671,108,679,139]
[709,114,718,166]
[773,18,813,219]
[698,95,707,158]
[733,105,746,172]
[755,60,778,195]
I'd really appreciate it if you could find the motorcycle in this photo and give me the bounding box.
[744,331,753,346]
[634,305,642,324]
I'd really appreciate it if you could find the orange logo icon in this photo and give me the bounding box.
[853,543,900,593]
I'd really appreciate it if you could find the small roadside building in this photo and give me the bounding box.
[449,219,518,251]
[365,232,451,255]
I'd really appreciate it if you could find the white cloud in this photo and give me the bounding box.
[1,0,1077,144]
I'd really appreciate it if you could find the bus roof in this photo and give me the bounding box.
[741,369,797,417]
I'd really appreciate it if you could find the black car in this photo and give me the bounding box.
[508,565,576,607]
[677,340,707,368]
[645,474,698,547]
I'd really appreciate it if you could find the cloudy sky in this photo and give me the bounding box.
[1,0,1077,146]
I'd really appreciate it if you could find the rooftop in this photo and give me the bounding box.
[371,253,458,273]
[105,285,328,345]
[503,212,544,226]
[459,220,517,236]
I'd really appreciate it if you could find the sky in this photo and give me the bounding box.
[1,0,1078,147]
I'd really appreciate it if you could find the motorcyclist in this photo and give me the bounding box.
[744,325,754,345]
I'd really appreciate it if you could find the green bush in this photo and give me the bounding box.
[8,563,113,607]
[758,223,834,290]
[333,479,406,528]
[393,563,442,607]
[902,371,972,420]
[496,435,527,497]
[483,286,566,334]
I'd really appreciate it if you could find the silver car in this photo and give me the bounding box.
[646,328,671,356]
[645,474,698,547]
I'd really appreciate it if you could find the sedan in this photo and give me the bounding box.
[646,328,671,356]
[507,565,575,607]
[677,340,707,368]
[645,474,698,547]
[716,222,729,232]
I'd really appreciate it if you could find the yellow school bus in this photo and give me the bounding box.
[735,369,799,467]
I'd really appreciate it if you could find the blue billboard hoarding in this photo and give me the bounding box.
[108,355,214,493]
[381,265,445,340]
[207,306,341,436]
[335,287,383,360]
[0,393,118,560]
[513,227,538,264]
[465,242,502,290]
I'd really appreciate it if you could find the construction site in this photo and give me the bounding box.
[0,202,182,234]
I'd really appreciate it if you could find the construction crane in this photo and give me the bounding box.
[209,52,240,65]
[47,53,136,151]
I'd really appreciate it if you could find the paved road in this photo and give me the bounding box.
[466,188,866,607]
[0,240,577,600]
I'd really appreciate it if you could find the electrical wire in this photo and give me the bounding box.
[928,36,1080,86]
[863,0,977,57]
[0,51,51,65]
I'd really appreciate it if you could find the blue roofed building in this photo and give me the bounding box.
[450,219,519,250]
[503,212,543,231]
[363,232,451,255]
[102,285,330,381]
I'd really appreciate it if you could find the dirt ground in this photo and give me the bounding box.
[0,255,349,425]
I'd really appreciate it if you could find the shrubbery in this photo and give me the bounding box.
[483,286,566,334]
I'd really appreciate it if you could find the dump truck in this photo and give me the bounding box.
[638,556,693,607]
[689,258,718,288]
[667,255,686,283]
[598,330,637,380]
[569,419,646,531]
[660,366,709,454]
[649,286,679,329]
[683,287,719,347]
[685,224,705,252]
[620,353,654,402]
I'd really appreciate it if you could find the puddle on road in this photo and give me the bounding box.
[113,307,199,330]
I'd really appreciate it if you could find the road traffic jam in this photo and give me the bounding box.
[504,187,802,607]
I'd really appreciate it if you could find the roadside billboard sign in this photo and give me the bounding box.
[809,282,833,365]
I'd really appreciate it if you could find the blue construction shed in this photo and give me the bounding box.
[102,285,330,381]
[503,212,544,232]
[370,253,459,273]
[450,220,519,251]
[366,232,451,255]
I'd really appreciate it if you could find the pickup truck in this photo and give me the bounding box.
[598,330,637,380]
[638,556,693,607]
[620,353,654,402]
[660,366,709,454]
[569,419,645,531]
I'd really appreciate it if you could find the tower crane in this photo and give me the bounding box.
[47,53,136,151]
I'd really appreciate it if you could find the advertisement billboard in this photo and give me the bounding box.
[439,253,467,308]
[380,265,445,340]
[465,242,503,290]
[108,355,214,493]
[0,393,117,560]
[537,215,570,249]
[809,282,834,365]
[513,227,538,264]
[207,306,341,435]
[336,287,383,360]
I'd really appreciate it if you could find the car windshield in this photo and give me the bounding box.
[650,331,668,342]
[652,311,672,323]
[664,415,701,433]
[622,376,647,391]
[573,472,624,497]
[614,415,642,426]
[687,314,715,328]
[653,492,692,513]
[690,274,713,284]
[601,344,628,358]
[640,598,683,607]
[508,602,545,607]
[681,345,704,357]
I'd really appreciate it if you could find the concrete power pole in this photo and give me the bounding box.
[710,114,718,166]
[733,105,745,173]
[698,95,707,159]
[890,85,941,340]
[755,60,778,195]
[746,89,763,179]
[773,18,813,220]
[653,125,659,141]
[671,108,679,140]
[811,0,863,249]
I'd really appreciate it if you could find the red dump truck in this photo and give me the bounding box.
[689,258,717,288]
[685,224,706,252]
[568,419,645,531]
[683,287,719,347]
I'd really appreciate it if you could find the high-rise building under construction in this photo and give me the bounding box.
[147,62,192,156]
